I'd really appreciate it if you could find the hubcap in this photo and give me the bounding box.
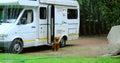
[61,39,65,46]
[14,44,21,52]
[61,39,65,47]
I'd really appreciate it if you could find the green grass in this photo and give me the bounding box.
[0,53,120,63]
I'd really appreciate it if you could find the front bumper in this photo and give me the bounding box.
[0,41,12,49]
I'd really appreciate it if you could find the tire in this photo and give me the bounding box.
[60,38,66,48]
[6,39,23,54]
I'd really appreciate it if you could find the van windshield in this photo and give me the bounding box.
[0,7,23,23]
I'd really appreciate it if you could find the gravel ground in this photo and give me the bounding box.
[22,35,108,57]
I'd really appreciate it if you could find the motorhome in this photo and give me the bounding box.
[0,0,80,53]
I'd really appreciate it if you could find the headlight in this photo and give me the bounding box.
[0,34,8,40]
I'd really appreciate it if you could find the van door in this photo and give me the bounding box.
[18,9,36,47]
[39,5,55,45]
[47,5,55,44]
[39,6,49,45]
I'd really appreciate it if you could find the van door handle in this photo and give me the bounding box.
[31,26,36,28]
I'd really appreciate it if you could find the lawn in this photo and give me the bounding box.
[0,53,120,63]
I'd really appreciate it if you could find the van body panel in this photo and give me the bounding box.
[0,0,80,53]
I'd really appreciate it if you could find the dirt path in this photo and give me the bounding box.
[23,35,108,57]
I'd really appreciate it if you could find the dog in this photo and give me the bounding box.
[52,37,60,51]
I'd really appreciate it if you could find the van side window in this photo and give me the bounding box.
[40,7,46,19]
[67,9,78,19]
[20,10,33,24]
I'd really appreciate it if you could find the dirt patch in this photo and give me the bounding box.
[23,35,108,57]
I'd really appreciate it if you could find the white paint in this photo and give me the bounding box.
[0,0,80,51]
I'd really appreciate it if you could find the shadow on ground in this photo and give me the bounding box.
[0,44,77,53]
[23,44,76,53]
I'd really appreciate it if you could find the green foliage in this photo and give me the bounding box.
[79,0,107,35]
[98,0,120,30]
[79,0,120,33]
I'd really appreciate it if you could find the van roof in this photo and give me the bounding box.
[0,0,39,6]
[0,0,78,7]
[0,0,18,5]
[40,0,78,6]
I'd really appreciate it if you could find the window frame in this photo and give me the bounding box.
[39,7,47,19]
[19,9,34,25]
[67,9,78,19]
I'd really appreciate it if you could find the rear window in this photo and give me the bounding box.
[67,9,78,19]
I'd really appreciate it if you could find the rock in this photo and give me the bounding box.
[107,25,120,55]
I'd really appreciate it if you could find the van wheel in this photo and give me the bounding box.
[7,39,23,54]
[60,38,66,48]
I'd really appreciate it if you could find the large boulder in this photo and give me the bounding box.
[107,25,120,55]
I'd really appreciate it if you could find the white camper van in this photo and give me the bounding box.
[0,0,80,53]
